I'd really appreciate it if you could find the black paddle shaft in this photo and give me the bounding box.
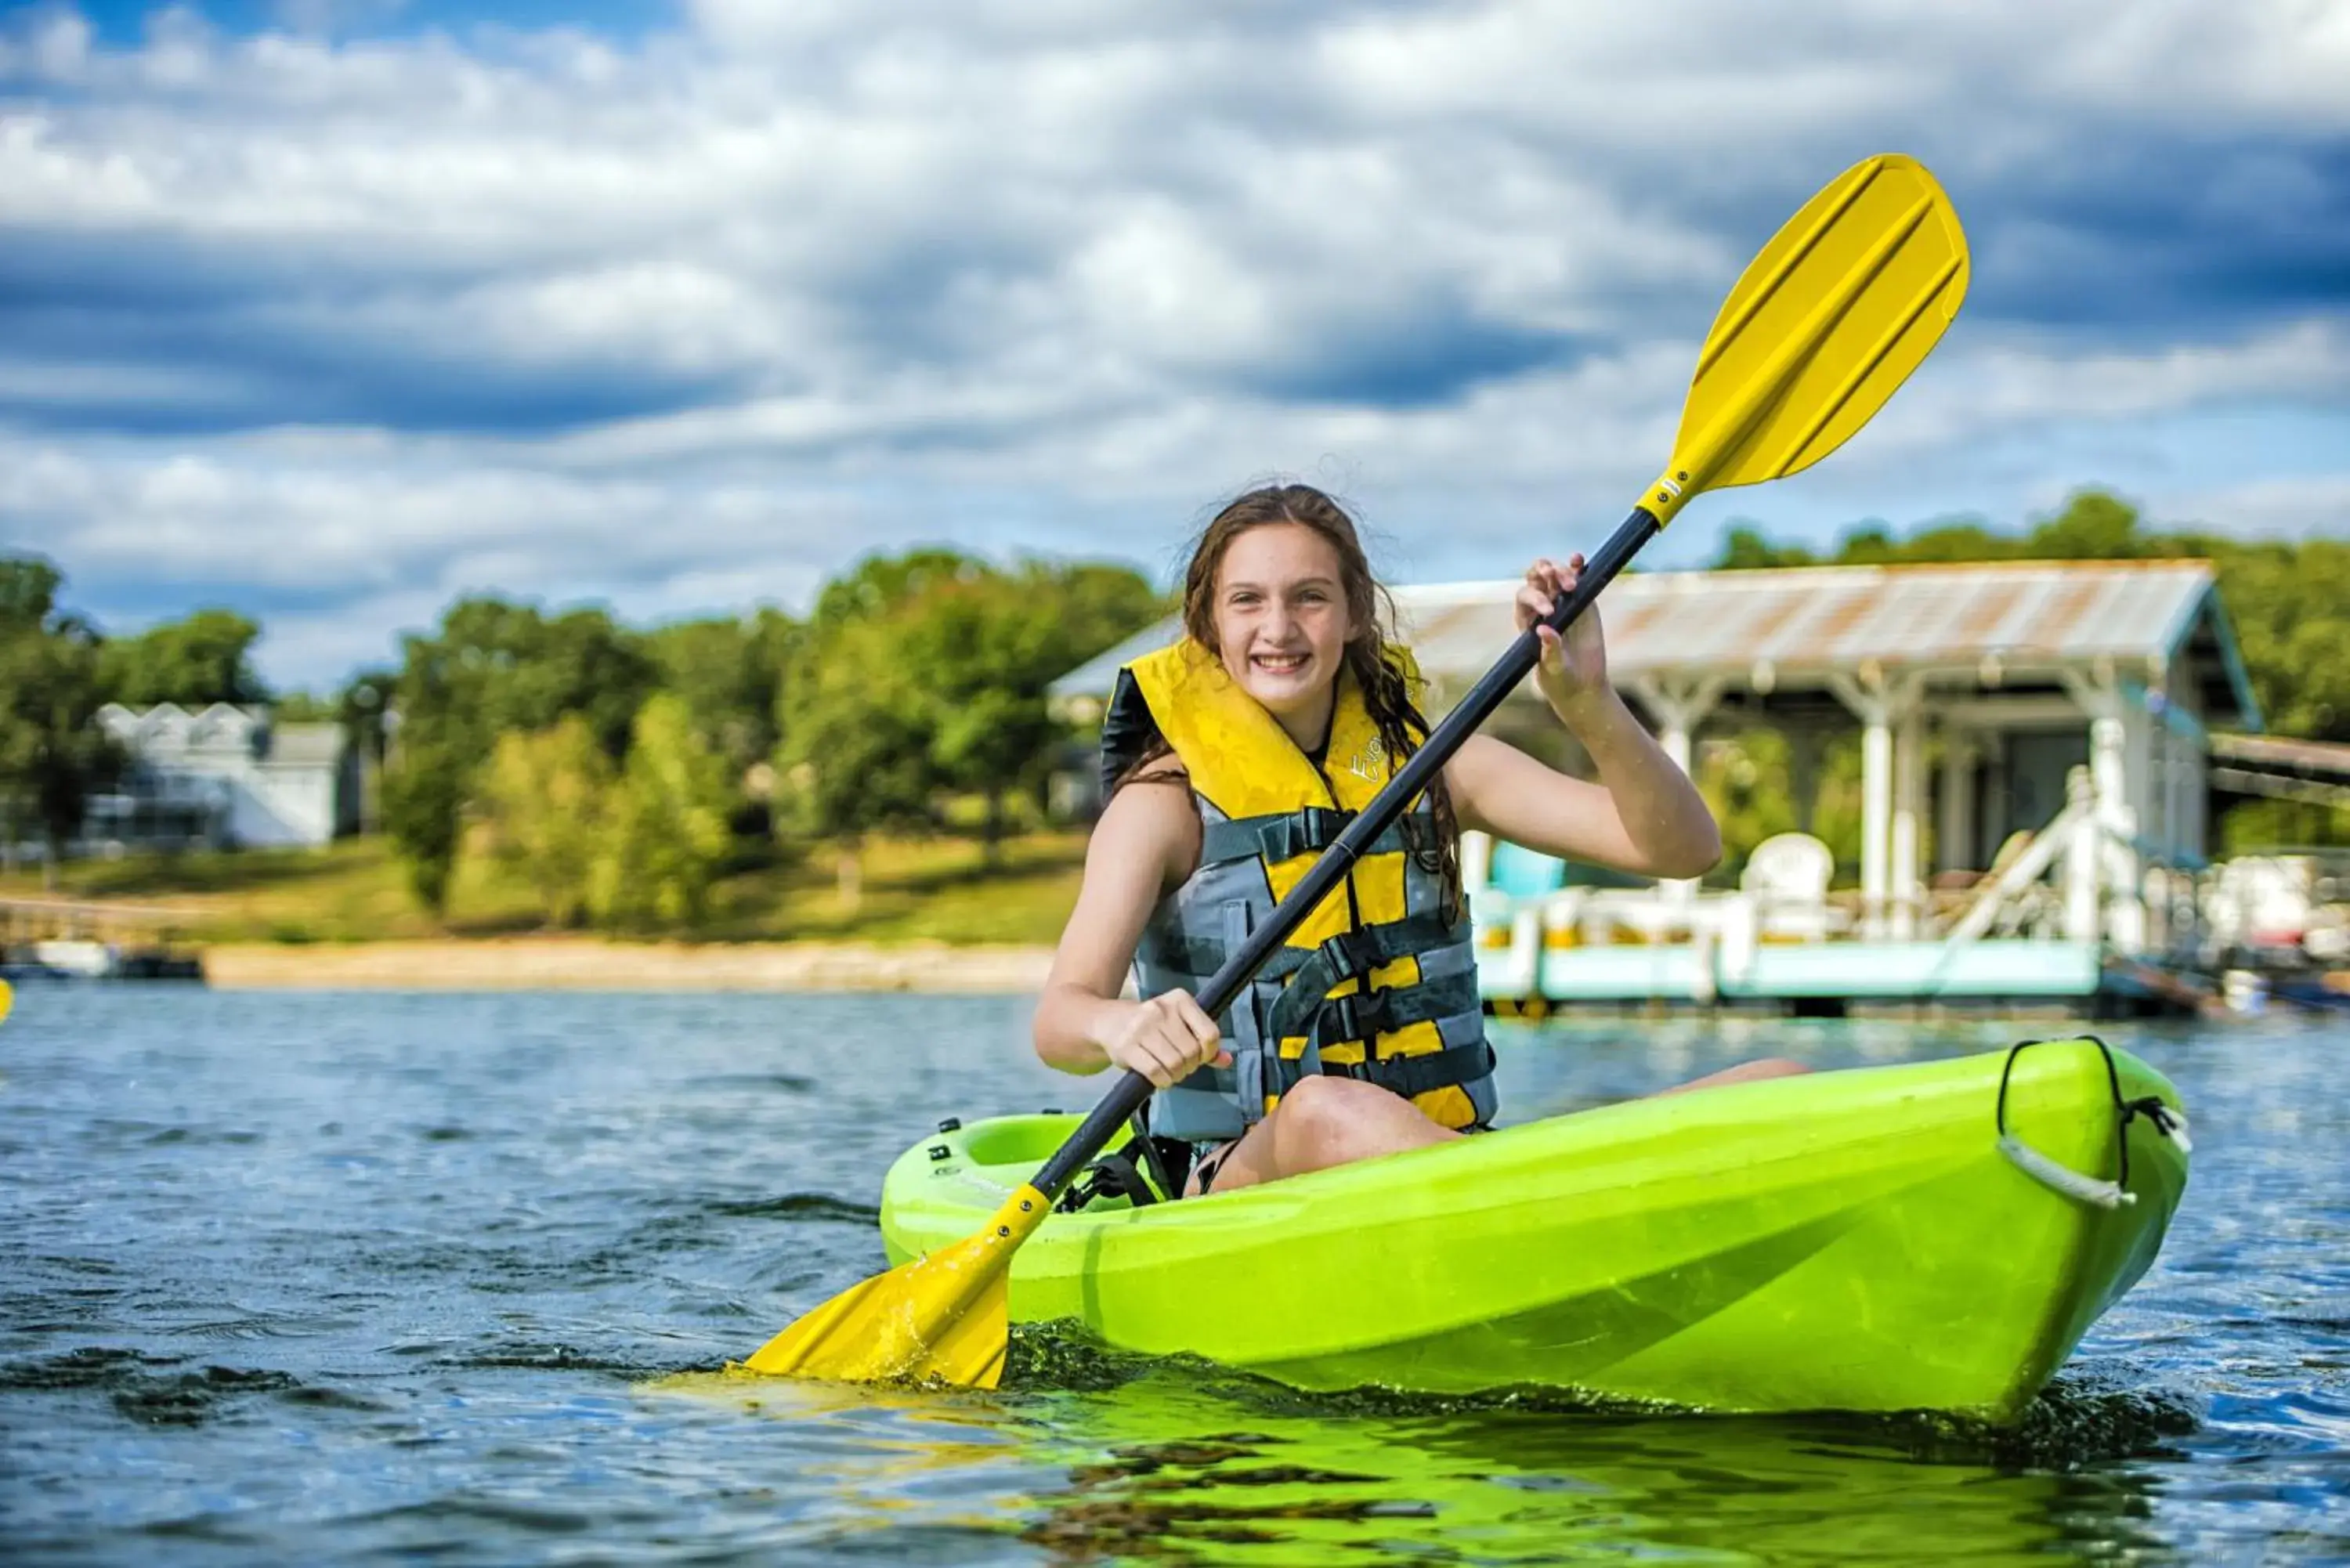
[1032,504,1665,1201]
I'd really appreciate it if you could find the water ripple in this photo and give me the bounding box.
[2,990,2345,1564]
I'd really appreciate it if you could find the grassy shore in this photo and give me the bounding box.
[0,831,1089,949]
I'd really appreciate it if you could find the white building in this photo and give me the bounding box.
[1052,560,2264,1000]
[1386,559,2260,944]
[89,703,357,851]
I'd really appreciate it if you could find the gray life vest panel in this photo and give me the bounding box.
[1102,664,1499,1145]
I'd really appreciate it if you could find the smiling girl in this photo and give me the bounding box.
[1032,484,1800,1198]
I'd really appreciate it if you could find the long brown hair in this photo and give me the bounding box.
[1121,482,1464,922]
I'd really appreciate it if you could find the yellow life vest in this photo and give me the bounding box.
[1103,637,1496,1140]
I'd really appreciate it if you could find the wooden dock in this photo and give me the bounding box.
[0,898,206,981]
[1475,935,2211,1017]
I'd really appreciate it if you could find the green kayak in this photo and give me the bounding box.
[880,1039,2189,1419]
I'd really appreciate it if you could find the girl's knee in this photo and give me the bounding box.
[1273,1074,1386,1147]
[1275,1071,1367,1128]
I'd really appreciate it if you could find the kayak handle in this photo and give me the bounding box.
[1991,1036,2190,1211]
[1997,1134,2135,1210]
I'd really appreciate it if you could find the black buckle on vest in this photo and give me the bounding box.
[1316,930,1372,986]
[1315,989,1394,1051]
[1261,805,1351,861]
[1298,805,1347,848]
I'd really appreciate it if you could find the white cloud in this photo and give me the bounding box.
[2160,472,2350,540]
[1805,320,2350,461]
[0,0,2345,687]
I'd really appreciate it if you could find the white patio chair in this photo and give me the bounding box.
[1740,833,1844,942]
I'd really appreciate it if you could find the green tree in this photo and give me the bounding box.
[778,549,992,901]
[918,558,1163,849]
[2218,797,2350,854]
[777,610,942,906]
[1803,734,1867,880]
[269,691,335,722]
[808,547,985,633]
[0,558,65,628]
[380,737,467,912]
[645,607,800,824]
[383,598,659,912]
[2024,490,2153,560]
[330,667,397,833]
[1712,526,1818,572]
[1875,518,2016,563]
[779,552,1164,872]
[2193,535,2350,742]
[1695,728,1801,878]
[1034,560,1169,672]
[1831,523,1900,566]
[479,716,613,928]
[591,694,733,932]
[897,578,1065,857]
[96,608,269,708]
[0,558,124,886]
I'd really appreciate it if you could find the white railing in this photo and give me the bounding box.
[1940,770,2101,948]
[1471,760,2206,974]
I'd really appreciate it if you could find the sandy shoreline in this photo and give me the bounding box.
[201,938,1056,993]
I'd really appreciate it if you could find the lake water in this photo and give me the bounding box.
[3,987,2346,1565]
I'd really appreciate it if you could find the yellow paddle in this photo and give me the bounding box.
[739,152,1971,1389]
[0,977,12,1026]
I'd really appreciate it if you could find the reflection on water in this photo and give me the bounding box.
[3,988,2347,1564]
[660,1349,2191,1565]
[1014,1391,2150,1566]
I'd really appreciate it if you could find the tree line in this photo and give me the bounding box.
[373,549,1162,924]
[0,547,1166,918]
[4,490,2343,913]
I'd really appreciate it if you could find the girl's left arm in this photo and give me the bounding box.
[1442,555,1721,880]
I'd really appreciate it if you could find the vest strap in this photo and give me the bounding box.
[1296,970,1484,1053]
[1198,808,1441,869]
[1264,913,1461,1039]
[1137,931,1313,985]
[1271,1039,1497,1100]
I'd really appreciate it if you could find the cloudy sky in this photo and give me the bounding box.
[3,1,2346,689]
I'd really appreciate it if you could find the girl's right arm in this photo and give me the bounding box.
[1032,776,1229,1089]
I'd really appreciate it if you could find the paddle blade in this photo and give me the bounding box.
[1665,154,1967,507]
[736,1183,1049,1389]
[0,979,12,1026]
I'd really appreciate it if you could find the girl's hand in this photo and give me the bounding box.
[1516,554,1610,718]
[1098,992,1228,1089]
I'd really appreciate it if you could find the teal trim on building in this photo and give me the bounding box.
[1480,939,2109,1006]
[2164,581,2264,734]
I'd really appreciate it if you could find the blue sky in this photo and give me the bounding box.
[2,0,2347,688]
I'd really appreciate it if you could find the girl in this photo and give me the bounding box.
[1034,484,1800,1197]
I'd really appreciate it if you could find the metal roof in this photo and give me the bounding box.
[1052,561,2261,726]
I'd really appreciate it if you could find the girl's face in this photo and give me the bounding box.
[1210,522,1354,732]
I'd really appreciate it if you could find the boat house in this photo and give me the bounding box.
[1051,560,2261,1012]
